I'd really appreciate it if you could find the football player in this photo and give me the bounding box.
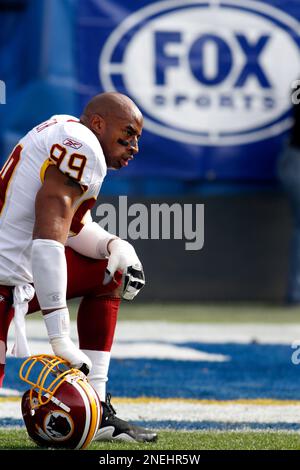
[0,92,157,442]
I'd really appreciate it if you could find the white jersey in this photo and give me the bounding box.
[0,115,107,286]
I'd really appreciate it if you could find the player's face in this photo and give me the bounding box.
[100,115,143,170]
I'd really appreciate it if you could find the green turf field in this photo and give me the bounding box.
[26,300,300,323]
[114,302,300,323]
[0,429,300,450]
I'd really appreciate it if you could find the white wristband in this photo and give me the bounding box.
[31,238,67,310]
[66,222,117,259]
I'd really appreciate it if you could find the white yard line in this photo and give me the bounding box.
[6,320,299,361]
[8,320,300,344]
[6,339,229,361]
[2,399,300,426]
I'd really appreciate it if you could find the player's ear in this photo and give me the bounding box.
[90,114,105,135]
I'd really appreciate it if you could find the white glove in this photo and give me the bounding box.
[50,336,92,375]
[103,239,145,300]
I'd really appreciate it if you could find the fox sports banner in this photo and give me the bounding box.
[76,0,300,180]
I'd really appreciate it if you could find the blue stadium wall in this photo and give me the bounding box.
[0,0,299,301]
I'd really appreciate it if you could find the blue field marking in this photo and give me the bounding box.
[135,421,300,432]
[0,418,23,428]
[108,343,300,400]
[3,342,300,400]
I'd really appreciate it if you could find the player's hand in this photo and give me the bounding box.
[50,337,92,375]
[103,239,145,300]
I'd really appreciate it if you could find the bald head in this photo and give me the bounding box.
[81,92,142,123]
[80,92,143,170]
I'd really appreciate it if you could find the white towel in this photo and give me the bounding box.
[11,284,35,357]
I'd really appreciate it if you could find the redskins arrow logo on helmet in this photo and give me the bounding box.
[19,354,101,449]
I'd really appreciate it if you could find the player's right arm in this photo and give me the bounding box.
[31,165,92,373]
[33,165,82,243]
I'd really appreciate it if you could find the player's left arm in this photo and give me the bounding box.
[67,214,145,301]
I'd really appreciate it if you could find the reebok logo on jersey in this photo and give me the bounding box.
[63,138,83,150]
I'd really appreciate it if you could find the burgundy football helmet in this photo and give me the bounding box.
[19,354,102,449]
